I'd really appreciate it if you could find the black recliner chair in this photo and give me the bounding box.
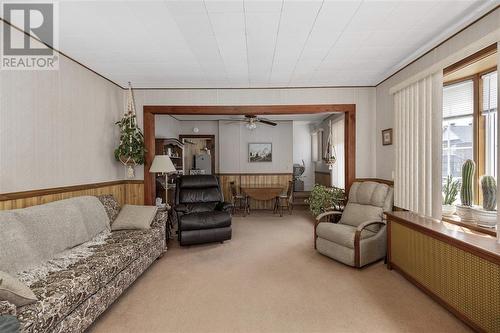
[174,175,233,246]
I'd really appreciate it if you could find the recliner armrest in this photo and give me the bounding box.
[174,204,189,214]
[219,201,234,212]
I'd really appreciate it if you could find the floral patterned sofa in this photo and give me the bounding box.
[0,195,167,333]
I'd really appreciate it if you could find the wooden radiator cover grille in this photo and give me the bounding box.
[391,221,500,332]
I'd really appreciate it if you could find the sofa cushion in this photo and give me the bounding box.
[111,205,158,231]
[339,203,384,232]
[180,211,231,231]
[0,271,37,307]
[316,222,375,249]
[15,220,165,333]
[0,196,110,275]
[97,194,121,224]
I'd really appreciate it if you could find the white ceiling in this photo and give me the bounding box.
[170,112,335,121]
[50,1,498,88]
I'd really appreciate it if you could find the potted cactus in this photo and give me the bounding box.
[471,176,497,228]
[455,159,476,222]
[442,175,459,217]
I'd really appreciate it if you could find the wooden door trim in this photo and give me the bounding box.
[144,104,356,205]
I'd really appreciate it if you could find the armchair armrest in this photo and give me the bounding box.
[173,204,189,214]
[219,201,233,212]
[315,211,343,224]
[353,219,386,268]
[0,300,16,316]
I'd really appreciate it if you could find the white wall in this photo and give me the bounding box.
[219,121,293,173]
[376,8,500,180]
[0,22,124,193]
[133,87,376,180]
[155,115,180,138]
[293,121,314,191]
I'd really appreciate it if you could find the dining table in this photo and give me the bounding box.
[240,184,285,215]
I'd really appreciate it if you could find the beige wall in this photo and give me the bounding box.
[0,21,124,193]
[133,87,377,180]
[376,8,500,180]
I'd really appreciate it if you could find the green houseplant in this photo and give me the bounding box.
[456,159,476,222]
[442,175,459,217]
[114,83,146,178]
[306,184,345,217]
[471,175,497,228]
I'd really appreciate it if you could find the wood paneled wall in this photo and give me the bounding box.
[219,173,292,210]
[314,172,331,187]
[0,180,144,210]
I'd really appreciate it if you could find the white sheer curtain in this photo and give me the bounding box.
[393,71,443,218]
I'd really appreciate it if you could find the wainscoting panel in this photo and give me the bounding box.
[219,174,292,210]
[314,172,331,187]
[0,181,144,210]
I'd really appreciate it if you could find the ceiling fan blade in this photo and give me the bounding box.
[257,118,277,126]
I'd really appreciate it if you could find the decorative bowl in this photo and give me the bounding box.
[455,205,475,222]
[470,207,497,228]
[442,204,456,217]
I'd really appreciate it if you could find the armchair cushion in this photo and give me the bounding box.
[316,223,375,249]
[179,211,231,231]
[339,203,384,232]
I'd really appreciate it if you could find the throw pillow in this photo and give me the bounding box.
[0,271,37,307]
[111,205,158,231]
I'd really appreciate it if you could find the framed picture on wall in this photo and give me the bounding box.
[382,128,393,146]
[248,143,272,162]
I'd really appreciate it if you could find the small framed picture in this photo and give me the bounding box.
[248,143,272,162]
[382,128,393,146]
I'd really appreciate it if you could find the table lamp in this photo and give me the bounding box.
[149,155,176,206]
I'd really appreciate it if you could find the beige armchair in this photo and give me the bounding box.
[314,181,393,268]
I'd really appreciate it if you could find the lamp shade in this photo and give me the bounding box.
[149,155,176,173]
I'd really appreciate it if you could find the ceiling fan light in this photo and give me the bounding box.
[246,122,257,130]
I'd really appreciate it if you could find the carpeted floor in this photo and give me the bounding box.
[88,211,471,333]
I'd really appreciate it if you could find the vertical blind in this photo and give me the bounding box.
[482,71,498,178]
[393,71,443,218]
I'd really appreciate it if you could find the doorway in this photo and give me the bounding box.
[179,135,216,175]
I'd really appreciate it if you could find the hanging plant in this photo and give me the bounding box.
[323,120,337,169]
[114,82,146,177]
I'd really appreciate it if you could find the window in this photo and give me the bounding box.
[482,71,497,179]
[442,69,498,205]
[442,80,474,186]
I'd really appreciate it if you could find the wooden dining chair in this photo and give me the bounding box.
[230,181,249,216]
[274,181,293,217]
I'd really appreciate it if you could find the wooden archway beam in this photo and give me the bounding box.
[143,104,356,205]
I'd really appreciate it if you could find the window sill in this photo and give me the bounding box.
[442,214,497,237]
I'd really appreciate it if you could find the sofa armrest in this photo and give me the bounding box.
[151,210,168,229]
[0,301,16,316]
[315,211,343,225]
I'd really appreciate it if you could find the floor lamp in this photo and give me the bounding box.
[149,155,176,207]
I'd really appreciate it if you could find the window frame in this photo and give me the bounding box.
[443,66,497,205]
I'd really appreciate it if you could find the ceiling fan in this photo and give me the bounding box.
[229,115,277,130]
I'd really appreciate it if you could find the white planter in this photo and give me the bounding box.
[442,204,456,217]
[471,207,497,228]
[455,205,475,222]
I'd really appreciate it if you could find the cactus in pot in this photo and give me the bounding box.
[460,159,475,207]
[455,159,476,222]
[481,176,496,211]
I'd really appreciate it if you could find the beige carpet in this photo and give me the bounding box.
[88,211,471,333]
